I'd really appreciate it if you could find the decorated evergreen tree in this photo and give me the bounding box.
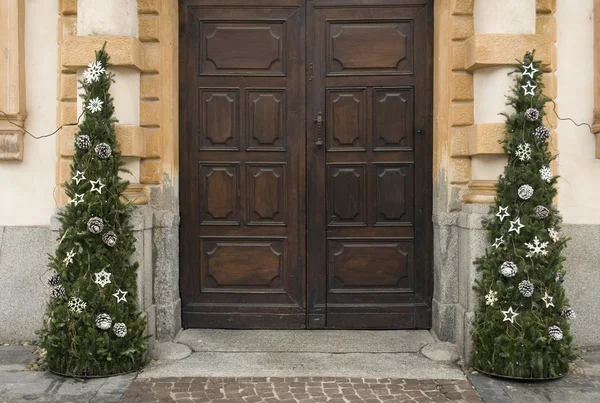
[38,46,148,376]
[471,51,577,379]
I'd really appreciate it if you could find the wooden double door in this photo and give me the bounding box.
[179,0,433,329]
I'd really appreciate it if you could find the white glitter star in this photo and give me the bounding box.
[63,249,76,266]
[508,217,525,234]
[522,62,539,79]
[90,179,105,194]
[70,193,84,206]
[522,81,537,96]
[496,206,510,222]
[502,306,519,323]
[93,269,112,288]
[72,171,86,184]
[113,289,128,303]
[542,291,554,308]
[492,236,504,249]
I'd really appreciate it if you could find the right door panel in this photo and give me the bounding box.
[306,0,433,329]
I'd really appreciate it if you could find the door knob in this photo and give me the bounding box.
[314,111,324,147]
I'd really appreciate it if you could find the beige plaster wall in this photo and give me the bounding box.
[555,0,600,224]
[474,0,536,34]
[77,0,138,37]
[0,0,58,226]
[470,0,536,183]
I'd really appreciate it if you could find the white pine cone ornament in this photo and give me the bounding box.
[87,217,104,234]
[535,205,550,219]
[102,231,117,247]
[51,285,66,299]
[534,126,551,141]
[548,325,563,341]
[500,261,518,277]
[47,273,61,287]
[94,142,112,159]
[75,134,92,151]
[525,108,539,122]
[562,307,576,320]
[518,280,534,297]
[112,322,127,338]
[518,184,534,200]
[95,313,112,330]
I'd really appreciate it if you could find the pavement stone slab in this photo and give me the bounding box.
[120,377,482,403]
[138,352,465,379]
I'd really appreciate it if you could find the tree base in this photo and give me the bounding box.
[472,366,566,381]
[48,367,140,379]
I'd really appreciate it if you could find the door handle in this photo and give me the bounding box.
[314,111,324,147]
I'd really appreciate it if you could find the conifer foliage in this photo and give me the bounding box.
[39,46,148,376]
[471,52,577,379]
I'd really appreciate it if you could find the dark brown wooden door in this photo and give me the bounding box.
[179,0,432,329]
[306,0,433,329]
[179,0,306,328]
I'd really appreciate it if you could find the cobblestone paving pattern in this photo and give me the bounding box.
[120,377,483,403]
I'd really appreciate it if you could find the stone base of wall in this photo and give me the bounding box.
[0,226,56,342]
[1,205,598,357]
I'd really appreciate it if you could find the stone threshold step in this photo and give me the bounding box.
[176,329,435,353]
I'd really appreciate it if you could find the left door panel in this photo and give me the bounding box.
[179,0,306,328]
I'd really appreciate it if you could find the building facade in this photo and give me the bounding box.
[1,0,599,361]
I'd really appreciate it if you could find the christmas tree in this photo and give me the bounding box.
[38,46,148,376]
[471,51,577,379]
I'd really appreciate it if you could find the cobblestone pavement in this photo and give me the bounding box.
[120,377,482,403]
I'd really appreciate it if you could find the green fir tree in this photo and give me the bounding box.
[471,51,577,379]
[38,46,148,376]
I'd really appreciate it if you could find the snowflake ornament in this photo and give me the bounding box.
[496,206,510,222]
[485,290,498,306]
[542,291,555,308]
[68,297,86,313]
[87,97,104,114]
[90,179,105,194]
[540,166,552,183]
[522,82,537,97]
[518,184,534,200]
[508,217,525,234]
[515,143,532,161]
[63,249,76,266]
[83,61,105,84]
[548,228,559,243]
[93,269,112,288]
[113,289,128,303]
[70,193,84,206]
[72,170,86,184]
[502,306,519,324]
[492,236,504,249]
[523,62,539,79]
[525,236,549,257]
